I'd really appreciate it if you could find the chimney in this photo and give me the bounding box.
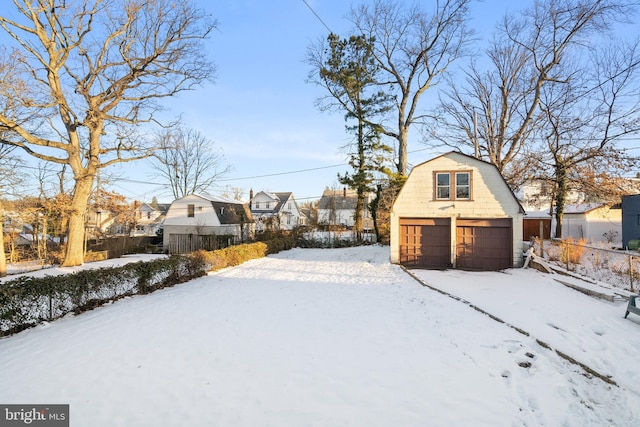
[249,189,254,201]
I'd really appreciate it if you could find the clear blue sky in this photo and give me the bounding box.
[7,0,637,203]
[110,0,521,203]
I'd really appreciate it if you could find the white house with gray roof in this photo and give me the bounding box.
[249,190,305,232]
[163,193,254,253]
[317,188,373,231]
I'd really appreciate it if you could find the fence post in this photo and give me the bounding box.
[630,255,635,293]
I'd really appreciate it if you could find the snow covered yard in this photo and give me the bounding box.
[0,246,638,426]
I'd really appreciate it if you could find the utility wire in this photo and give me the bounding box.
[217,163,344,181]
[302,0,333,33]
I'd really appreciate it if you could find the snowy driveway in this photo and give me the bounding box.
[0,246,638,426]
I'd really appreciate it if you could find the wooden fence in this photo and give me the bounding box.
[168,234,236,254]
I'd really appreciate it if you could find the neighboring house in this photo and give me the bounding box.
[97,202,169,237]
[131,202,169,236]
[317,188,373,231]
[558,203,621,243]
[622,194,640,248]
[2,218,55,247]
[249,190,305,232]
[390,151,525,271]
[517,179,582,212]
[163,193,254,254]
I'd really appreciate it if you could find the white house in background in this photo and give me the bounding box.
[558,203,621,243]
[163,193,254,253]
[132,202,169,236]
[317,188,373,230]
[517,179,583,212]
[249,191,305,232]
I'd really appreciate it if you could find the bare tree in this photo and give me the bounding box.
[0,0,217,266]
[432,0,637,187]
[0,46,26,276]
[347,0,474,177]
[0,144,23,277]
[151,126,230,200]
[534,39,640,237]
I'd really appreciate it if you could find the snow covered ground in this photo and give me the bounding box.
[1,246,639,426]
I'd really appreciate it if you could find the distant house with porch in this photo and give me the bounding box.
[132,202,169,236]
[249,190,305,232]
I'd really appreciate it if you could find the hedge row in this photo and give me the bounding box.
[0,238,295,337]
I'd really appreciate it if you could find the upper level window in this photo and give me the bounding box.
[435,171,471,200]
[187,204,195,217]
[266,202,271,209]
[436,173,450,199]
[456,172,470,199]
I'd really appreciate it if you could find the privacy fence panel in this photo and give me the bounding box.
[168,234,235,254]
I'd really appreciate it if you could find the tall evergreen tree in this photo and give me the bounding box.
[311,34,393,241]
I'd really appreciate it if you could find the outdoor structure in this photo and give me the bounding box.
[523,211,552,242]
[249,191,305,232]
[317,188,373,231]
[558,203,621,243]
[622,194,640,248]
[390,151,525,271]
[163,193,254,254]
[131,202,169,237]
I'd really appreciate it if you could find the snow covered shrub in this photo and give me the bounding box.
[0,255,209,336]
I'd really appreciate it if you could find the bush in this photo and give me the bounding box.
[0,255,206,336]
[0,238,295,336]
[560,237,587,266]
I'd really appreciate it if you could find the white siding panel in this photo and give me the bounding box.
[163,194,222,227]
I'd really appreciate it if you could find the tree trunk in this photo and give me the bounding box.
[355,188,365,243]
[61,176,94,267]
[554,163,568,239]
[370,184,381,243]
[0,200,6,277]
[396,125,409,176]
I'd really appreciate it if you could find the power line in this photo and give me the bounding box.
[302,0,333,33]
[217,163,345,181]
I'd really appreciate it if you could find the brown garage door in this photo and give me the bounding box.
[456,219,512,270]
[399,218,450,269]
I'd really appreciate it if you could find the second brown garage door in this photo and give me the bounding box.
[456,219,512,270]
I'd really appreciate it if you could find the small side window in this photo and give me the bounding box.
[187,204,195,218]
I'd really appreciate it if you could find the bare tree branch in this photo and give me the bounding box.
[0,0,217,266]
